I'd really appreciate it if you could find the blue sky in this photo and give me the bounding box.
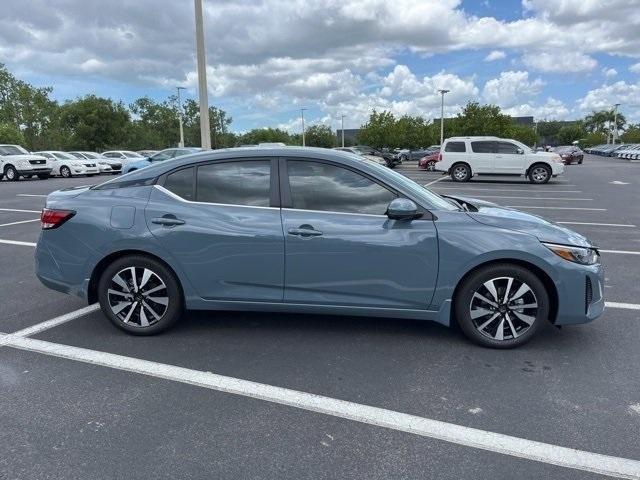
[2,0,639,132]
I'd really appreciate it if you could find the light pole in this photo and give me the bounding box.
[176,86,186,147]
[194,0,211,149]
[301,108,307,147]
[613,103,620,144]
[438,89,450,146]
[340,115,345,147]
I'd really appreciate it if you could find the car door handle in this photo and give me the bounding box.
[288,227,323,237]
[151,215,185,227]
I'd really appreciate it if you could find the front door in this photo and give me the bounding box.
[493,141,527,174]
[280,159,438,309]
[146,158,284,302]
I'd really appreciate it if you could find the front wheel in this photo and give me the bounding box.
[98,255,183,335]
[454,264,549,348]
[60,166,72,178]
[450,163,471,182]
[4,165,19,181]
[528,164,551,184]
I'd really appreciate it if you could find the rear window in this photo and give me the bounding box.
[444,142,466,152]
[471,141,496,153]
[165,167,194,200]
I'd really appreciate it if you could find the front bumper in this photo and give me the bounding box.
[72,166,100,175]
[554,261,604,325]
[17,167,53,175]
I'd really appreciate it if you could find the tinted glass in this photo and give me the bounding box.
[444,142,465,152]
[151,150,173,161]
[165,167,194,200]
[197,161,270,207]
[497,142,519,154]
[471,141,496,153]
[287,160,395,215]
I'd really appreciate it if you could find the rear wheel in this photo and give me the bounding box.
[454,264,549,348]
[450,163,471,182]
[4,165,19,181]
[60,166,72,178]
[98,255,183,335]
[528,164,551,184]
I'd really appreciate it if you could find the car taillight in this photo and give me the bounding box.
[437,152,442,161]
[41,208,75,230]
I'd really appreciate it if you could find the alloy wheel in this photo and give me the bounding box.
[531,166,548,183]
[468,276,538,341]
[426,160,436,171]
[61,166,71,178]
[453,165,468,180]
[107,266,169,327]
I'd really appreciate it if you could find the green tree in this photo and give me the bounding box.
[579,131,607,148]
[584,110,626,133]
[506,124,538,147]
[129,96,180,149]
[182,99,233,148]
[620,125,640,143]
[449,102,513,137]
[237,127,292,145]
[59,95,131,151]
[357,110,398,148]
[304,124,335,148]
[556,123,586,145]
[0,122,25,144]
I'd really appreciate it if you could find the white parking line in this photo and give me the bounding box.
[432,187,583,193]
[0,208,41,213]
[0,219,40,227]
[11,304,100,338]
[601,250,640,256]
[557,222,636,228]
[606,302,640,310]
[0,239,37,247]
[424,176,447,186]
[1,333,639,478]
[506,206,607,211]
[16,194,47,197]
[463,196,593,201]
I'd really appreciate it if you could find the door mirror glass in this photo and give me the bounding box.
[386,198,419,220]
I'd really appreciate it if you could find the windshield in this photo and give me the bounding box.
[52,152,77,160]
[69,152,85,159]
[0,145,29,155]
[82,152,101,159]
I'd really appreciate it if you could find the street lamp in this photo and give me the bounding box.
[613,103,621,144]
[176,86,186,147]
[301,108,307,147]
[438,89,450,146]
[194,0,211,149]
[340,115,345,147]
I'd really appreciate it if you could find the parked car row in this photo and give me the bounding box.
[0,145,196,181]
[395,145,440,162]
[613,144,640,160]
[584,144,629,156]
[333,145,401,168]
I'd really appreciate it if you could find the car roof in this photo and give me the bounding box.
[445,136,500,141]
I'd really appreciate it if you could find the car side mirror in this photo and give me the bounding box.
[386,198,420,220]
[516,148,524,154]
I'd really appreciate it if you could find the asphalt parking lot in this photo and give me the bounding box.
[1,154,639,479]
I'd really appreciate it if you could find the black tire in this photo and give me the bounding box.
[425,160,436,171]
[97,255,183,335]
[528,163,551,184]
[4,165,19,181]
[578,158,583,164]
[450,163,471,182]
[454,264,549,348]
[60,166,72,178]
[37,173,50,179]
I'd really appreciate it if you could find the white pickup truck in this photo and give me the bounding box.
[0,144,52,181]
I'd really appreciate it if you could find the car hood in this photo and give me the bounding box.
[1,154,48,161]
[443,194,595,248]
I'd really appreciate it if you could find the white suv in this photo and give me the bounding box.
[0,144,52,181]
[436,136,565,184]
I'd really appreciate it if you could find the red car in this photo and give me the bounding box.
[418,151,440,170]
[555,146,584,165]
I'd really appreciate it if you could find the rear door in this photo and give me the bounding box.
[493,141,526,174]
[280,158,438,309]
[146,158,285,302]
[469,141,496,173]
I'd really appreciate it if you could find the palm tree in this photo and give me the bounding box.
[584,110,626,133]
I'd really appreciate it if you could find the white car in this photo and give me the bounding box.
[616,144,640,160]
[435,136,565,184]
[0,144,52,181]
[34,151,100,178]
[69,152,123,174]
[102,150,146,165]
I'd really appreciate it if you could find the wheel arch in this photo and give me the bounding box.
[450,258,558,325]
[88,249,185,307]
[450,161,474,176]
[525,161,552,176]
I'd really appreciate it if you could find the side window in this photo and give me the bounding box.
[287,160,396,215]
[497,142,519,154]
[444,142,466,152]
[471,141,496,153]
[103,152,116,158]
[165,167,194,201]
[197,160,271,207]
[151,151,173,162]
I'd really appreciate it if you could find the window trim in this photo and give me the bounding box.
[470,141,497,154]
[444,141,466,153]
[280,157,430,218]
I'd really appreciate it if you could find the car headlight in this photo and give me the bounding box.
[543,242,599,265]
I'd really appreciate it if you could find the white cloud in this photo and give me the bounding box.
[522,51,597,73]
[502,97,570,120]
[630,63,640,74]
[602,68,617,77]
[578,81,640,121]
[482,71,544,108]
[484,50,506,62]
